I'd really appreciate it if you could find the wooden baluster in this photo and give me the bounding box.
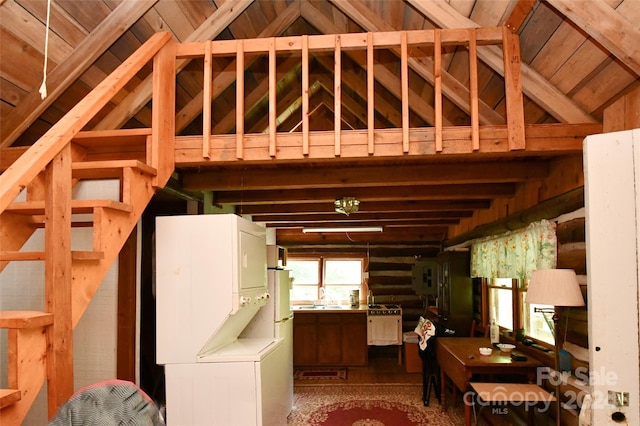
[236,39,244,159]
[401,31,409,154]
[203,41,212,159]
[367,32,375,155]
[434,29,443,153]
[469,29,480,151]
[302,35,309,156]
[269,38,277,157]
[335,34,342,157]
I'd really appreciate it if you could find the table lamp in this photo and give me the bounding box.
[526,269,585,426]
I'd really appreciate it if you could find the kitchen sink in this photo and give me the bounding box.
[293,304,344,310]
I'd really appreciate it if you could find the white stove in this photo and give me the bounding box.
[367,304,402,316]
[367,304,403,345]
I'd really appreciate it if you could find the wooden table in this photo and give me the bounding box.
[435,338,543,426]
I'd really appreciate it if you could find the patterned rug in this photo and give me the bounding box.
[294,368,347,380]
[288,384,464,425]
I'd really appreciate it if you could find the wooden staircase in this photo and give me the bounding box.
[0,33,175,424]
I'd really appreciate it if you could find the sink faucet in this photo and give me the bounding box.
[319,287,326,305]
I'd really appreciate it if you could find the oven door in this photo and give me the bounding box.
[367,315,402,345]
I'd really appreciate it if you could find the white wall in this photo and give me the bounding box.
[0,180,120,423]
[584,129,640,425]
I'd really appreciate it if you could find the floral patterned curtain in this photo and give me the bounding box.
[470,220,557,281]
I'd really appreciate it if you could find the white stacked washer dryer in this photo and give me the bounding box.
[155,214,290,426]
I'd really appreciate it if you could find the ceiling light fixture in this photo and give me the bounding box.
[302,226,383,234]
[334,197,360,216]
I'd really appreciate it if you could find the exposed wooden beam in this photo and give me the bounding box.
[503,0,537,33]
[174,122,596,165]
[255,210,474,223]
[95,0,255,130]
[329,0,505,125]
[545,0,640,76]
[181,160,548,191]
[266,219,462,228]
[0,0,159,148]
[213,183,517,204]
[236,199,492,215]
[406,0,597,123]
[276,227,449,245]
[445,186,585,246]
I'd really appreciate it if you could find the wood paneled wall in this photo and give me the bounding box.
[449,154,584,240]
[603,85,640,133]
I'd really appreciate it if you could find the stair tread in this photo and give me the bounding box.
[0,389,21,409]
[0,251,104,261]
[71,128,151,148]
[6,199,133,215]
[72,159,157,179]
[0,311,54,329]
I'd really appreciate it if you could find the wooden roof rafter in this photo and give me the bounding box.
[94,0,256,131]
[175,3,302,133]
[406,0,598,123]
[326,0,506,125]
[0,0,159,148]
[545,0,640,76]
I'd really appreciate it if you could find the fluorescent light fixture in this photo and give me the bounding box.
[302,226,383,233]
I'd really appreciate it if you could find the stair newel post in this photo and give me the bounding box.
[151,39,176,188]
[502,25,525,151]
[44,144,74,418]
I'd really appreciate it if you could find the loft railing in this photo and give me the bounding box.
[175,27,525,162]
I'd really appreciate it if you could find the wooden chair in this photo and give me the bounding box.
[469,319,489,338]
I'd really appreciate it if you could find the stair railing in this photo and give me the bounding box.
[0,31,174,421]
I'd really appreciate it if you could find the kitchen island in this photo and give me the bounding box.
[293,305,368,366]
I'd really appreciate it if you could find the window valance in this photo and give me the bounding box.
[470,220,557,281]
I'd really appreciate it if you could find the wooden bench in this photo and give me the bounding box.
[470,382,556,426]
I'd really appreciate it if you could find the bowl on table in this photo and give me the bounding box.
[496,343,516,353]
[478,347,493,356]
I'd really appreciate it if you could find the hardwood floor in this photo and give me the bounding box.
[345,346,422,384]
[294,345,422,386]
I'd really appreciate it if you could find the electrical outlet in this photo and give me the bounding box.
[608,391,629,407]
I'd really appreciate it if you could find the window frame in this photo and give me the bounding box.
[288,254,365,305]
[485,277,553,348]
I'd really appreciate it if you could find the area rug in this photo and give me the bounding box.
[294,368,347,380]
[288,384,464,425]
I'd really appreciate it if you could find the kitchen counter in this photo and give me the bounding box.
[292,304,369,313]
[293,307,368,366]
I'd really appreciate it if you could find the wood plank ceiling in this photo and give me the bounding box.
[1,0,638,254]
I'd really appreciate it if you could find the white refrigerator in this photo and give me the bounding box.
[241,268,294,413]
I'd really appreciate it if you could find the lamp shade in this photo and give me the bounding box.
[526,269,585,307]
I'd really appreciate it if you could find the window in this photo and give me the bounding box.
[488,278,515,330]
[521,287,554,345]
[288,256,364,305]
[486,277,554,345]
